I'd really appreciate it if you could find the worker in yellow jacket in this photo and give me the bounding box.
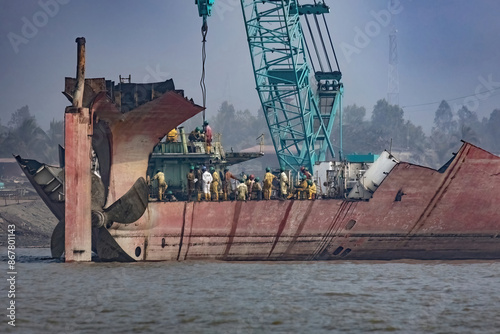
[152,170,167,201]
[166,128,178,142]
[307,179,317,200]
[263,167,276,200]
[210,167,220,201]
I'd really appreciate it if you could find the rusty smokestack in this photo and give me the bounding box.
[73,37,86,108]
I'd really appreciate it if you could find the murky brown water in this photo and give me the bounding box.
[2,248,500,333]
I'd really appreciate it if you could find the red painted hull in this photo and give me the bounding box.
[109,142,500,261]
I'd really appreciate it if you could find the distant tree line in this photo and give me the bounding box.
[2,99,500,170]
[0,106,63,164]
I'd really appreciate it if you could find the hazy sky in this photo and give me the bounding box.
[1,0,500,133]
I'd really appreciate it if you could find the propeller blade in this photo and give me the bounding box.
[50,220,65,258]
[95,227,134,262]
[103,177,149,224]
[91,173,106,211]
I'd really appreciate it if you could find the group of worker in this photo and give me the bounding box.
[165,121,213,154]
[186,165,238,202]
[152,165,317,202]
[188,120,212,154]
[185,165,317,202]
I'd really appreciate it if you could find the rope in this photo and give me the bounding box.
[200,22,208,122]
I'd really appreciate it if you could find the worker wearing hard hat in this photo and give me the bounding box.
[165,191,177,202]
[300,166,312,180]
[189,127,202,142]
[263,167,276,200]
[202,166,213,201]
[253,177,263,201]
[152,169,167,201]
[210,166,220,201]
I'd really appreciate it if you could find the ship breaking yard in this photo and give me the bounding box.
[2,1,500,263]
[3,2,500,333]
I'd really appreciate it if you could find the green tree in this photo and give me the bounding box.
[484,109,500,153]
[429,101,460,167]
[8,105,32,129]
[433,100,457,135]
[368,99,406,151]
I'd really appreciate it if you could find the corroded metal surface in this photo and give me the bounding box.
[108,142,500,261]
[64,107,92,262]
[91,91,203,206]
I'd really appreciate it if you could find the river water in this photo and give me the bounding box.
[1,248,499,334]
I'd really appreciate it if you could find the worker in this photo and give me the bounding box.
[202,166,213,201]
[253,177,263,200]
[152,169,167,201]
[300,166,312,180]
[263,167,276,200]
[237,179,248,201]
[307,179,317,200]
[288,176,308,200]
[166,128,178,142]
[189,127,202,142]
[165,191,177,202]
[247,174,255,200]
[188,127,202,153]
[194,165,203,201]
[223,167,238,201]
[297,177,309,199]
[186,166,195,201]
[279,167,288,200]
[210,166,220,201]
[203,120,212,154]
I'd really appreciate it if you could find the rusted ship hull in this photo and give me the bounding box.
[106,142,500,261]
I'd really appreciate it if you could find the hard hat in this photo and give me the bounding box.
[266,167,271,172]
[307,180,313,186]
[204,120,209,125]
[167,191,173,195]
[255,177,260,182]
[195,165,200,169]
[195,127,201,132]
[210,166,215,171]
[202,166,207,171]
[280,167,285,172]
[304,167,309,171]
[224,167,229,171]
[190,166,194,170]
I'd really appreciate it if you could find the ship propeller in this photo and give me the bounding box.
[50,174,149,261]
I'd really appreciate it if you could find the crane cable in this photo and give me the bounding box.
[200,20,208,122]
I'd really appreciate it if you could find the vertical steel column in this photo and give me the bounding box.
[64,37,92,262]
